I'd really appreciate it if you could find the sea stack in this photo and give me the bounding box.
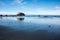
[17,12,25,16]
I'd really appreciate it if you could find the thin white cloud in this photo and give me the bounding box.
[0,9,60,15]
[0,11,17,15]
[24,8,60,15]
[15,0,23,4]
[0,0,26,5]
[56,6,60,10]
[35,9,60,15]
[11,0,26,5]
[0,11,8,15]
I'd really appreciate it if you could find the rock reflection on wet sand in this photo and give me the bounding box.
[17,18,24,21]
[0,25,60,40]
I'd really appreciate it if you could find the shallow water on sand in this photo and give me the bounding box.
[0,17,60,40]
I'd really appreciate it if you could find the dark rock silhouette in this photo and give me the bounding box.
[38,15,40,17]
[0,15,3,16]
[44,16,48,17]
[17,12,25,16]
[5,15,8,16]
[48,25,51,27]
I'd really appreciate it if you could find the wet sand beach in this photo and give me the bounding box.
[0,25,60,40]
[0,17,60,40]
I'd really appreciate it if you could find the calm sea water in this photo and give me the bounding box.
[0,17,60,40]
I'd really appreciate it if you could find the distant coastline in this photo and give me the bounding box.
[0,15,60,18]
[0,12,60,17]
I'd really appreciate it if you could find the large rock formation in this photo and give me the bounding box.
[17,12,25,16]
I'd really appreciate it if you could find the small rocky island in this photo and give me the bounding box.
[17,12,25,16]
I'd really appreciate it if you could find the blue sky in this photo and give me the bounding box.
[0,0,60,15]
